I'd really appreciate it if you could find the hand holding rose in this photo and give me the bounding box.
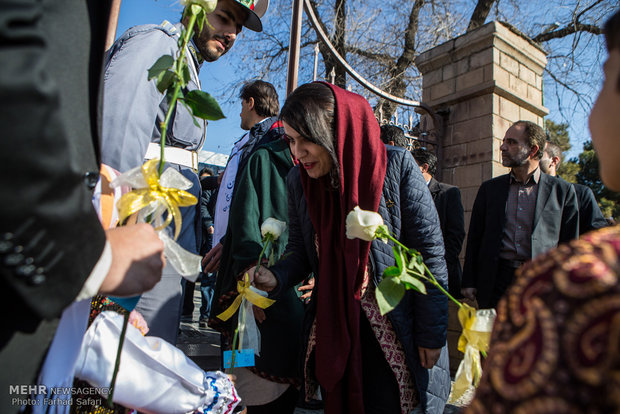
[248,265,278,292]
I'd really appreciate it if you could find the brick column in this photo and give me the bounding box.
[415,21,548,374]
[416,21,548,217]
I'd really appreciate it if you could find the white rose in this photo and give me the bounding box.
[180,0,217,13]
[346,206,385,241]
[261,218,287,240]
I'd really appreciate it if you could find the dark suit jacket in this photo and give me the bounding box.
[462,172,579,308]
[0,0,110,403]
[571,183,608,235]
[428,178,465,297]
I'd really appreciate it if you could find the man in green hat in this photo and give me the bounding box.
[100,0,269,345]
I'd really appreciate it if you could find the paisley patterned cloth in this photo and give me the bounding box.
[465,225,620,413]
[302,234,418,413]
[360,285,418,413]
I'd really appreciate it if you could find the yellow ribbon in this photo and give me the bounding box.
[217,274,276,321]
[457,304,492,354]
[451,303,495,402]
[116,159,197,240]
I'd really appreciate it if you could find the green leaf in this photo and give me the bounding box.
[190,4,203,16]
[406,257,425,276]
[156,70,175,94]
[375,224,390,242]
[393,245,406,272]
[400,273,427,294]
[148,55,174,80]
[383,265,401,278]
[375,277,405,315]
[407,247,420,257]
[179,99,202,128]
[183,90,226,120]
[196,9,207,32]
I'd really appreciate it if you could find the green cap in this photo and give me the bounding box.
[234,0,268,32]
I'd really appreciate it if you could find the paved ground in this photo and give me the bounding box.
[177,289,473,413]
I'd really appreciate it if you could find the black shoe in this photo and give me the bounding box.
[199,318,208,328]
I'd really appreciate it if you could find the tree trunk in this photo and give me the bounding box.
[309,0,347,87]
[376,0,424,119]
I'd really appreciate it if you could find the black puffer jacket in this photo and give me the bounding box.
[270,147,451,413]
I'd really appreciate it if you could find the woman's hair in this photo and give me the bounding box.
[280,83,340,188]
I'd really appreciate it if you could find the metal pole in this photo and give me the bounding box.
[286,0,303,97]
[105,0,122,51]
[313,43,319,81]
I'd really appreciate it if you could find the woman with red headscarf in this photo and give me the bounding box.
[251,82,451,413]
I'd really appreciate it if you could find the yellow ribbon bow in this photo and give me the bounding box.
[116,159,197,240]
[217,274,276,321]
[451,304,496,402]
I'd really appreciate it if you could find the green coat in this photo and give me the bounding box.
[212,139,304,381]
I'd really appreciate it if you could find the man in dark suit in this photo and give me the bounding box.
[412,148,466,298]
[461,121,579,308]
[540,141,608,235]
[0,1,165,411]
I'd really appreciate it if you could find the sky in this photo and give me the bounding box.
[115,0,606,159]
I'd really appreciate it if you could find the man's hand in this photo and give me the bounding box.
[98,224,164,297]
[418,346,442,369]
[248,266,278,292]
[461,287,477,302]
[202,242,223,273]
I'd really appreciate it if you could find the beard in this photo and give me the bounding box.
[501,147,530,168]
[194,29,232,62]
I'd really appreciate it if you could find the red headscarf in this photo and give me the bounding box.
[299,82,387,413]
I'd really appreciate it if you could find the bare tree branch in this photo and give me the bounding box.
[376,0,424,118]
[533,23,602,43]
[345,46,395,65]
[575,0,604,23]
[225,0,612,139]
[467,0,497,32]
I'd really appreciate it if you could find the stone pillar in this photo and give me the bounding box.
[416,21,548,215]
[415,21,548,374]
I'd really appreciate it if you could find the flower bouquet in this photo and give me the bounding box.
[216,218,286,370]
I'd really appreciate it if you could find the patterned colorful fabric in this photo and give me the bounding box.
[302,238,418,413]
[361,286,419,413]
[465,225,620,413]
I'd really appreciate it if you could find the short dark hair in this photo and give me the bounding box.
[280,82,339,188]
[239,80,279,118]
[513,120,546,159]
[380,124,408,148]
[544,141,562,161]
[411,147,438,177]
[200,167,214,176]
